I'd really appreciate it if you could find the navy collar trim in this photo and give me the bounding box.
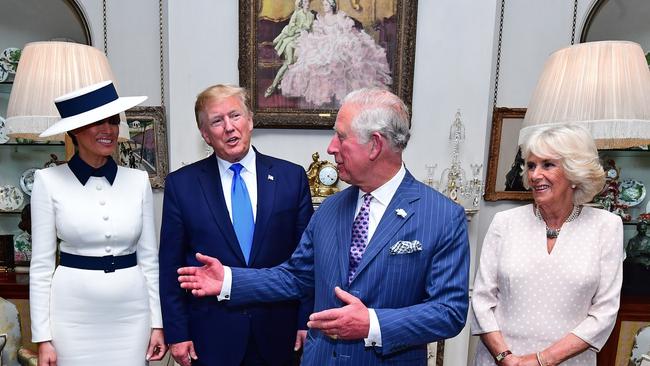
[68,153,117,185]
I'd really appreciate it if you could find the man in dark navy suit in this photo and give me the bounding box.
[159,84,313,366]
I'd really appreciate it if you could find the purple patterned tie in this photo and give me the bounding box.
[348,193,372,283]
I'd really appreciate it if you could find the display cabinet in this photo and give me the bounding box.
[597,150,650,240]
[0,81,66,272]
[0,0,89,275]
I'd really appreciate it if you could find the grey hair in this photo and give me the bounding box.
[521,123,605,205]
[342,87,411,152]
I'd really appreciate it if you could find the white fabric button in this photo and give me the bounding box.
[99,200,106,206]
[105,233,112,239]
[96,185,102,191]
[103,215,109,221]
[105,246,112,253]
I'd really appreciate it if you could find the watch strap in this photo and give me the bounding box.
[495,350,512,362]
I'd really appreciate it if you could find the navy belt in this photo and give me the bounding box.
[59,252,137,273]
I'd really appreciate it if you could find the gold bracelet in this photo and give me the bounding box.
[536,351,548,366]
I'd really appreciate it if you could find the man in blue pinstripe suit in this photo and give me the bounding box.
[179,88,470,365]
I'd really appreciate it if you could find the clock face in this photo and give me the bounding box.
[318,165,338,186]
[607,168,618,179]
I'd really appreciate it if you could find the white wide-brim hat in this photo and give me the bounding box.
[39,80,147,138]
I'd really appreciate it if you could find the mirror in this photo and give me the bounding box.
[581,0,650,55]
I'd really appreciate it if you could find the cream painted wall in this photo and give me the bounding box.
[67,0,609,364]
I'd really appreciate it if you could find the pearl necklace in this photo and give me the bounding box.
[534,205,582,239]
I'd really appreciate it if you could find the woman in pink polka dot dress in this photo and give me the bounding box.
[471,124,623,365]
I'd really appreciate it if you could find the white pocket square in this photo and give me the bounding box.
[389,240,422,255]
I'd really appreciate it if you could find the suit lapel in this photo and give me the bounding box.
[249,153,275,265]
[351,171,420,283]
[337,187,359,285]
[198,156,246,264]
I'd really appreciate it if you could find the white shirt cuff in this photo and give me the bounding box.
[364,308,382,347]
[217,266,232,301]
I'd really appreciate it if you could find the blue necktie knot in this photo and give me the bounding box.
[230,163,254,264]
[230,163,244,176]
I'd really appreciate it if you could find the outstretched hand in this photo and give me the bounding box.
[307,286,370,340]
[177,253,224,297]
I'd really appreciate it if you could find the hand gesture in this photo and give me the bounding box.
[178,253,224,297]
[501,353,540,366]
[170,341,198,366]
[294,330,308,351]
[145,328,167,361]
[307,286,370,340]
[37,341,57,366]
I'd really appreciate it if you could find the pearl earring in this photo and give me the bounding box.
[571,184,576,189]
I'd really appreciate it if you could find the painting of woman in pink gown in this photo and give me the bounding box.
[277,0,392,107]
[247,0,416,127]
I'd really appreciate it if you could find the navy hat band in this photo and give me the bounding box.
[55,83,119,119]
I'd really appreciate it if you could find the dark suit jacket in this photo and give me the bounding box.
[230,170,470,365]
[159,150,314,366]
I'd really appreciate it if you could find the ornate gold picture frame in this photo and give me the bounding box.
[484,107,532,201]
[239,0,418,128]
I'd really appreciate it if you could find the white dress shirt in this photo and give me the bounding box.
[220,164,406,348]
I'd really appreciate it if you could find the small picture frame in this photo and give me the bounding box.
[118,106,169,189]
[484,107,532,201]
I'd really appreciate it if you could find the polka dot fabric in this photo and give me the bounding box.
[348,193,372,283]
[470,204,624,365]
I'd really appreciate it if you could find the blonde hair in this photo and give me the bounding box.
[521,123,605,205]
[194,84,251,128]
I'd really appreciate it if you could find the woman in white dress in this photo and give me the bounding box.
[471,124,623,365]
[280,0,392,107]
[30,81,166,366]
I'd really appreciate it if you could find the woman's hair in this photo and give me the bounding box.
[342,87,410,152]
[194,84,251,129]
[521,123,605,205]
[67,131,78,146]
[324,0,336,11]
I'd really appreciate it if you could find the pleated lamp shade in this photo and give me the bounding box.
[519,41,650,149]
[6,41,130,141]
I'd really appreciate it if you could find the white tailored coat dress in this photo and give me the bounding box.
[29,164,162,366]
[471,205,623,366]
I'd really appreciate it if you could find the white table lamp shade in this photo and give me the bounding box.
[6,41,130,141]
[520,41,650,149]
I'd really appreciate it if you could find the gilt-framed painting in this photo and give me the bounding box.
[239,0,418,128]
[117,106,169,189]
[598,297,650,366]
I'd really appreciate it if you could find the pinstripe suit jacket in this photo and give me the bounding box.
[231,170,469,365]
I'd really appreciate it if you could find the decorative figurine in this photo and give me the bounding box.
[622,220,650,295]
[626,220,650,269]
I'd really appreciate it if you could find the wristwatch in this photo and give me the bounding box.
[495,350,512,363]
